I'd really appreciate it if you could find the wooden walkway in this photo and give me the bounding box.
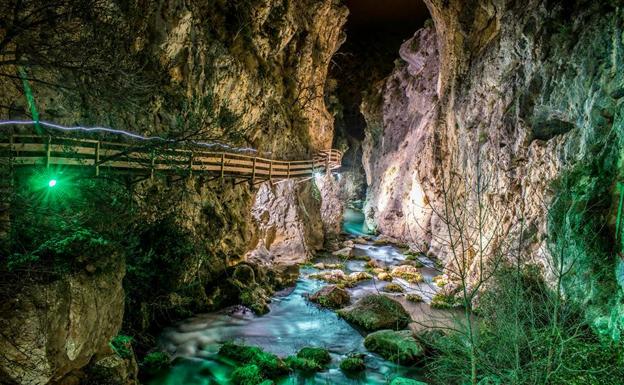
[0,135,343,182]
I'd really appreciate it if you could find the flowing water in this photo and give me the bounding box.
[152,210,441,385]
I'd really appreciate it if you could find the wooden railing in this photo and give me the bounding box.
[0,135,343,182]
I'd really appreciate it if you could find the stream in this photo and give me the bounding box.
[152,208,442,385]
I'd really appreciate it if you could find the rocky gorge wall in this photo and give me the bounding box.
[362,0,624,340]
[0,1,347,384]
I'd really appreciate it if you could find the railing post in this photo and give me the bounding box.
[188,151,193,177]
[220,153,225,180]
[269,159,273,182]
[287,162,290,179]
[45,135,51,168]
[312,156,316,178]
[95,140,100,176]
[150,150,155,180]
[325,149,330,174]
[251,157,256,185]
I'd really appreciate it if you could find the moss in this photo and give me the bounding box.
[284,356,322,372]
[406,294,424,303]
[391,266,424,283]
[231,364,265,385]
[296,347,331,365]
[218,342,289,378]
[339,355,365,373]
[141,351,170,375]
[364,330,424,364]
[383,283,405,293]
[430,292,459,309]
[337,294,411,331]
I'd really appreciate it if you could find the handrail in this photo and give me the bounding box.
[0,134,343,182]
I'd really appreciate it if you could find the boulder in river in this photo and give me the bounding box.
[337,294,411,331]
[309,285,350,309]
[390,265,424,283]
[332,247,353,257]
[364,330,424,364]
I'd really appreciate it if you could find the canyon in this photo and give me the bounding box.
[1,0,624,384]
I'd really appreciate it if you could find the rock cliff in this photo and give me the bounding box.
[362,1,624,340]
[0,1,347,383]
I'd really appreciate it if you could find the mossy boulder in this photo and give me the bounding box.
[309,285,350,309]
[339,355,365,373]
[389,377,428,385]
[284,356,322,372]
[337,294,411,331]
[406,294,423,303]
[364,330,424,364]
[296,347,331,365]
[430,292,459,309]
[218,342,289,378]
[383,283,405,293]
[390,265,423,283]
[231,364,265,385]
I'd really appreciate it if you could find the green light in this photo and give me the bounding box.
[48,179,57,188]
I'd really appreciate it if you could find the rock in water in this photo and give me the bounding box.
[364,330,424,364]
[337,294,411,331]
[308,285,350,309]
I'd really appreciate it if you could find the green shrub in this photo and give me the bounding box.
[109,335,133,359]
[430,292,458,309]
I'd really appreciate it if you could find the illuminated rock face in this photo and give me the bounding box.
[363,1,624,340]
[361,25,439,248]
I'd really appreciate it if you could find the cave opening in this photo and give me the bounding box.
[329,0,432,203]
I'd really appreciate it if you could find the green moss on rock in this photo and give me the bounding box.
[337,294,411,331]
[364,330,424,364]
[231,364,265,385]
[218,342,289,378]
[339,355,365,373]
[296,347,331,365]
[284,356,322,372]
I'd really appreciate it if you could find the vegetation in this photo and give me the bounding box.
[284,356,322,372]
[363,330,424,364]
[231,364,264,385]
[337,294,410,331]
[109,335,133,359]
[296,347,331,366]
[218,342,289,379]
[140,352,171,376]
[339,355,366,373]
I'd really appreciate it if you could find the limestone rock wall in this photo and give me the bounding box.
[362,1,624,339]
[0,1,347,383]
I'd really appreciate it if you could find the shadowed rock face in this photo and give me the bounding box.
[361,0,624,339]
[0,1,347,383]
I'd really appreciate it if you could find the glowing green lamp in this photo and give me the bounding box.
[48,179,57,188]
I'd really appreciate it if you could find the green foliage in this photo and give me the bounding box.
[426,268,624,385]
[4,170,133,275]
[284,356,322,372]
[339,355,365,373]
[296,347,331,366]
[110,335,133,359]
[364,330,424,364]
[231,364,265,385]
[219,342,289,379]
[389,377,428,385]
[141,351,170,375]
